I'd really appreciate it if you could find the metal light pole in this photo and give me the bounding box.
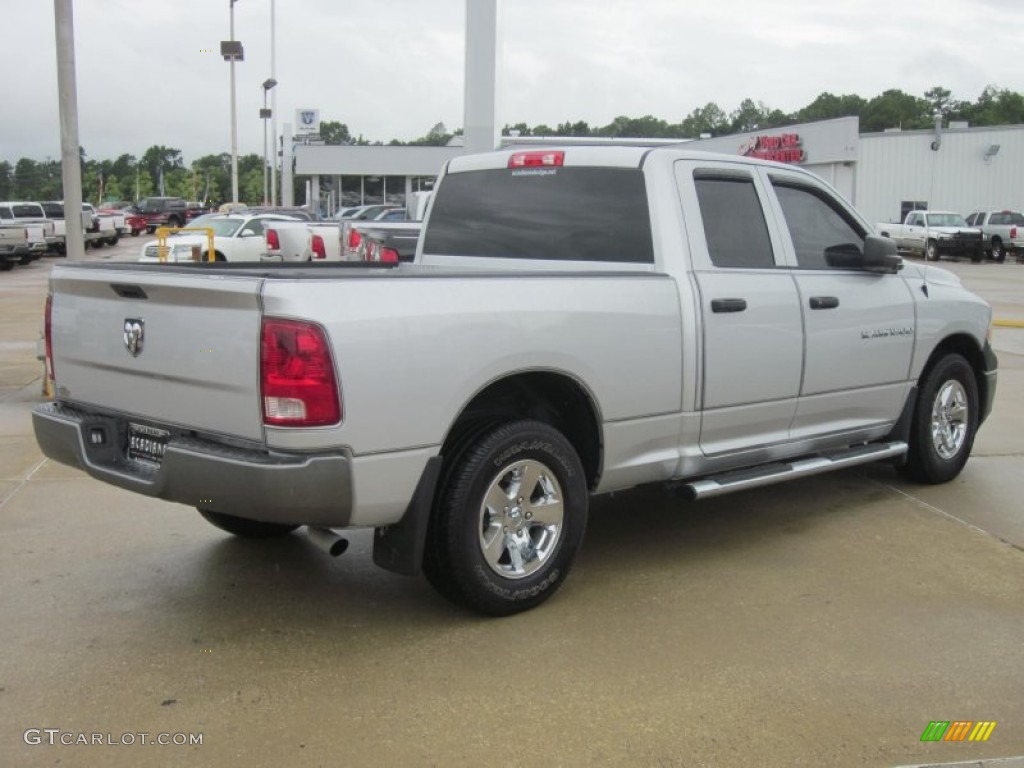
[229,0,238,203]
[270,0,278,206]
[261,78,276,206]
[220,1,245,204]
[54,0,84,260]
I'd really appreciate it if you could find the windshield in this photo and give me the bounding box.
[176,216,243,237]
[927,213,969,227]
[12,204,44,218]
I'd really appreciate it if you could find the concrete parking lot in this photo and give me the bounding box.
[0,244,1022,767]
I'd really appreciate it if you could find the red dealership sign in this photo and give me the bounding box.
[738,133,805,163]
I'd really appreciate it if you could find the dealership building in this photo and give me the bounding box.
[294,117,1022,225]
[290,1,1020,224]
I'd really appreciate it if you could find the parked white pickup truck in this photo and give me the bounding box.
[0,224,30,269]
[262,221,340,262]
[0,201,56,259]
[33,147,998,615]
[964,209,1024,263]
[876,210,984,262]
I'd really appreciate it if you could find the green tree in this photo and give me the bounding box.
[797,92,866,123]
[860,89,931,132]
[729,98,773,134]
[924,86,953,119]
[0,161,11,198]
[680,102,729,137]
[320,120,352,145]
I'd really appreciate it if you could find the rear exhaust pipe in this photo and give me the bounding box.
[306,526,349,557]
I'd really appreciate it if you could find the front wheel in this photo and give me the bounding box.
[900,354,978,484]
[424,421,588,616]
[197,508,298,538]
[925,240,939,261]
[106,235,119,246]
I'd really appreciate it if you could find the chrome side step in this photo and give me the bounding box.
[679,441,908,501]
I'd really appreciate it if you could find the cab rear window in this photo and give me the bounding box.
[422,167,654,263]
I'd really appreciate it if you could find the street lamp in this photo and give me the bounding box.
[261,78,277,206]
[220,0,244,204]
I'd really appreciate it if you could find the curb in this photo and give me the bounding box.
[993,319,1024,328]
[894,757,1024,768]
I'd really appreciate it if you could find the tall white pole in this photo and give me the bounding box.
[230,1,239,203]
[270,0,277,206]
[262,90,269,205]
[54,0,84,260]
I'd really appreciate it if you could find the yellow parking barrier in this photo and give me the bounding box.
[156,227,216,263]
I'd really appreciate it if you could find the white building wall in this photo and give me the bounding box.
[857,125,1024,225]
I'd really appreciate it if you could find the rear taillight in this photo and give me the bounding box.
[261,319,341,427]
[508,150,565,168]
[44,294,54,381]
[311,234,326,259]
[379,247,399,263]
[1011,226,1018,239]
[347,228,361,249]
[267,229,280,250]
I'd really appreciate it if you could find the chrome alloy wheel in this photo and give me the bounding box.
[930,379,969,460]
[478,459,564,579]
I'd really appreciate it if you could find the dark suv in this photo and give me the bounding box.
[136,197,187,233]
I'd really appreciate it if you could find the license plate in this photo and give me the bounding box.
[127,423,169,465]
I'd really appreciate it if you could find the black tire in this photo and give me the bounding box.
[0,260,14,271]
[19,254,32,266]
[424,420,588,616]
[146,226,155,235]
[106,235,119,246]
[925,240,939,261]
[92,239,104,248]
[991,239,1006,263]
[131,229,140,237]
[167,217,182,229]
[197,508,298,539]
[900,354,978,484]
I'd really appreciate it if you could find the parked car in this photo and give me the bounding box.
[138,212,304,262]
[964,210,1024,263]
[35,146,997,616]
[135,196,188,233]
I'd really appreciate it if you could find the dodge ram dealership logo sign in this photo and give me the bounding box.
[296,108,320,136]
[739,133,806,164]
[123,318,145,357]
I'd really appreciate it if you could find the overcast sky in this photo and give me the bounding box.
[3,0,1022,164]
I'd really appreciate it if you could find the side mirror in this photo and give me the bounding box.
[861,234,902,273]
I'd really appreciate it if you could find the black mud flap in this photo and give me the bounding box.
[885,385,917,466]
[372,456,442,577]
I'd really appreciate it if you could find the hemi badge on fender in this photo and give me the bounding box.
[124,318,145,357]
[861,327,913,339]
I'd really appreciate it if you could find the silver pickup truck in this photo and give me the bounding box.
[0,223,30,269]
[965,209,1024,263]
[33,147,998,615]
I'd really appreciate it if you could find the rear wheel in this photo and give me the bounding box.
[423,420,588,616]
[900,353,978,484]
[106,235,119,246]
[197,508,298,539]
[991,239,1006,263]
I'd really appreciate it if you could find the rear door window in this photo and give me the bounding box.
[693,174,775,269]
[423,167,653,263]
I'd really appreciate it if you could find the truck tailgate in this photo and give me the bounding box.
[50,266,265,442]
